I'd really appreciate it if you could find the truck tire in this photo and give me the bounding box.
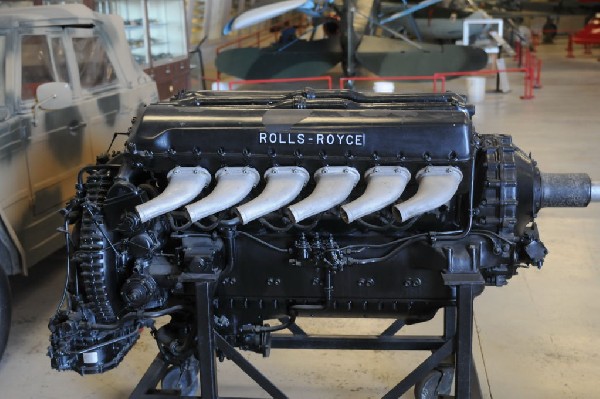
[0,266,11,361]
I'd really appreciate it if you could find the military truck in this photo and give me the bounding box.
[0,4,159,360]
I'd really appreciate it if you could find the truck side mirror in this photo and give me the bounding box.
[33,82,73,126]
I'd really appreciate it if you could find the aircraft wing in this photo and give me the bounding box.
[216,38,342,80]
[379,0,443,24]
[224,0,314,35]
[223,0,333,35]
[357,35,488,76]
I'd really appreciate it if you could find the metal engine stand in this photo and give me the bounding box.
[130,272,484,399]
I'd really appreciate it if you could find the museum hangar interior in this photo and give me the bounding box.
[0,1,598,398]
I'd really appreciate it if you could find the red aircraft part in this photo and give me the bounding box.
[573,16,600,45]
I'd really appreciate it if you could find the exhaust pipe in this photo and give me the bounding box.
[286,166,360,224]
[186,167,260,222]
[136,167,211,223]
[235,167,310,224]
[340,166,411,223]
[393,166,463,222]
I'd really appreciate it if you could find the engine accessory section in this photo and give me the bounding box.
[47,89,599,398]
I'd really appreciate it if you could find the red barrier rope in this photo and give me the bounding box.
[338,75,438,91]
[227,76,333,90]
[210,52,540,101]
[432,67,533,100]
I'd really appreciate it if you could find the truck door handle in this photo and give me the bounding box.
[68,121,87,135]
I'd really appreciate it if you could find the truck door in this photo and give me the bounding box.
[66,25,137,156]
[19,29,94,264]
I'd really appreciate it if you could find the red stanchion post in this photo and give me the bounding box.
[566,34,575,58]
[530,72,535,97]
[532,32,540,52]
[529,52,535,98]
[514,40,521,62]
[521,51,534,100]
[534,58,542,89]
[521,71,527,99]
[528,60,535,98]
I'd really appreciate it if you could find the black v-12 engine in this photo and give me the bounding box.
[47,90,598,394]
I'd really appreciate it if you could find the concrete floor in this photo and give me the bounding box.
[1,37,599,398]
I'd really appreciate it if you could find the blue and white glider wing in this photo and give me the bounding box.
[224,0,311,35]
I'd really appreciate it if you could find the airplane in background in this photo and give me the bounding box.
[216,0,489,80]
[479,0,600,14]
[371,0,490,41]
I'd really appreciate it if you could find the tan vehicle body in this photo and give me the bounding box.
[0,4,158,276]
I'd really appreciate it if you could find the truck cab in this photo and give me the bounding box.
[0,4,159,359]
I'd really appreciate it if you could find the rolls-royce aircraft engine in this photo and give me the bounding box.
[47,90,598,398]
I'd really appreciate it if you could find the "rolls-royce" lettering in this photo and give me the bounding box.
[258,132,365,146]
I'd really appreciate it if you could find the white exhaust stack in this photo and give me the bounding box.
[135,167,211,223]
[235,167,310,224]
[286,166,360,224]
[340,166,411,223]
[185,167,259,222]
[393,166,463,222]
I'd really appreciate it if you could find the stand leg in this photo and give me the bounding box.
[455,284,474,398]
[196,280,218,399]
[444,306,456,340]
[455,284,483,399]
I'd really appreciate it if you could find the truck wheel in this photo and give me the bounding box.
[0,266,11,361]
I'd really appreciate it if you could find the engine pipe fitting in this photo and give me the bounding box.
[393,166,463,222]
[234,167,310,224]
[286,166,360,224]
[340,166,411,223]
[540,173,600,208]
[186,167,260,222]
[135,167,211,223]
